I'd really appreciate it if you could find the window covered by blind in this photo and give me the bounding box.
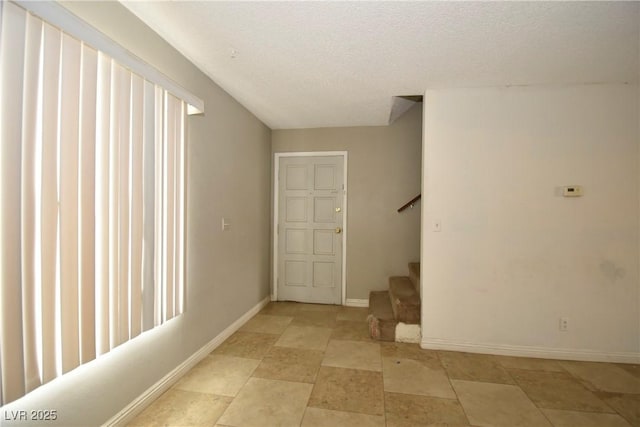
[0,1,186,405]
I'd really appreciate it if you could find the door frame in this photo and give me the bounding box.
[273,151,348,305]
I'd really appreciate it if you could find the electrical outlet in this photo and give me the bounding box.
[559,317,569,332]
[432,220,442,232]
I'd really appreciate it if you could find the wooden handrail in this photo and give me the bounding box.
[397,194,421,212]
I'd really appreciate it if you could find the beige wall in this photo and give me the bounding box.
[422,85,639,361]
[272,105,422,300]
[1,2,271,425]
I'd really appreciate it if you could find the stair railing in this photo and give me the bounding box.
[397,194,421,212]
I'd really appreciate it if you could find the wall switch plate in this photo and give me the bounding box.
[221,218,231,231]
[563,186,583,197]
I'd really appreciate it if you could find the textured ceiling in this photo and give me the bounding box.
[121,1,639,129]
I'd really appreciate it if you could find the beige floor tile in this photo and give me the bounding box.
[510,368,614,412]
[301,407,385,427]
[174,355,260,397]
[253,346,324,383]
[217,377,312,427]
[308,366,385,416]
[259,301,302,316]
[383,357,456,399]
[331,320,373,341]
[617,363,640,380]
[212,331,278,359]
[292,310,338,328]
[128,389,231,427]
[452,379,551,427]
[239,314,293,334]
[275,325,333,351]
[542,409,632,427]
[560,361,640,394]
[598,392,640,427]
[385,391,469,427]
[381,342,441,364]
[494,355,565,372]
[336,306,369,321]
[439,351,515,384]
[322,339,381,371]
[298,303,341,313]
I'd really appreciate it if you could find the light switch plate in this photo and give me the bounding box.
[563,186,583,197]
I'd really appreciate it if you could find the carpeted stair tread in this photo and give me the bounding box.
[389,276,420,324]
[369,290,395,319]
[367,291,396,341]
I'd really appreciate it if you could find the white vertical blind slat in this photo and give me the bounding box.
[0,1,27,403]
[174,101,185,315]
[173,99,185,316]
[40,22,61,384]
[59,32,81,374]
[79,44,97,364]
[108,61,121,349]
[118,67,131,344]
[141,80,156,332]
[21,11,43,393]
[95,52,111,357]
[163,93,176,322]
[154,86,163,327]
[130,74,144,338]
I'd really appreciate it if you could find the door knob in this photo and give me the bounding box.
[335,207,341,213]
[335,227,342,234]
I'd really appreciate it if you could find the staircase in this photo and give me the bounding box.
[368,262,421,342]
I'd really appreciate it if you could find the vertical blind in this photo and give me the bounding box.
[0,2,186,405]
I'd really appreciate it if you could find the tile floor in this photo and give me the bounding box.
[129,302,640,427]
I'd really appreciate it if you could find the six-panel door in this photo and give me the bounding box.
[277,155,344,304]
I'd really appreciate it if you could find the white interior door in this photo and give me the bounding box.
[277,155,345,304]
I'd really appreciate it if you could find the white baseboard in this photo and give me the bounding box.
[345,298,368,308]
[104,296,271,427]
[421,337,640,364]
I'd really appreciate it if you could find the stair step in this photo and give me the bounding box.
[408,262,420,295]
[389,276,420,324]
[367,291,397,341]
